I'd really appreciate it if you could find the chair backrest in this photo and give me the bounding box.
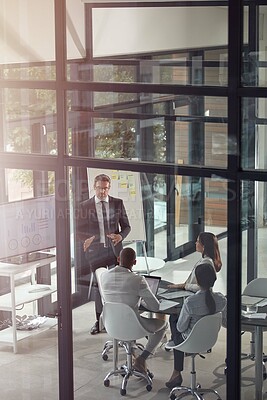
[95,267,108,301]
[243,278,267,298]
[102,302,149,341]
[174,312,222,354]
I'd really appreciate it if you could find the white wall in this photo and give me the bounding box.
[0,0,85,64]
[92,7,228,57]
[0,4,234,62]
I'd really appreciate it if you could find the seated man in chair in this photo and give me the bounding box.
[100,247,168,374]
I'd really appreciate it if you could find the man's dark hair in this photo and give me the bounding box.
[94,174,111,186]
[119,248,136,269]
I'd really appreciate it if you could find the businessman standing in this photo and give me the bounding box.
[77,173,131,334]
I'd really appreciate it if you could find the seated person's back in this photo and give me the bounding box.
[101,264,159,313]
[100,247,167,375]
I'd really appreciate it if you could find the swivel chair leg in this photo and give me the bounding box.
[169,355,222,400]
[104,340,153,396]
[120,343,152,395]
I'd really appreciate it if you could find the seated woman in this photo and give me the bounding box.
[168,231,222,292]
[165,262,227,389]
[167,231,222,345]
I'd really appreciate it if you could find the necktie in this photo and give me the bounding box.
[101,201,109,246]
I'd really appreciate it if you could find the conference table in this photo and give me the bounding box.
[134,256,165,274]
[140,279,186,315]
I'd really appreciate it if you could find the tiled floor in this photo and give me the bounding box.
[0,232,267,399]
[73,301,267,400]
[73,301,228,400]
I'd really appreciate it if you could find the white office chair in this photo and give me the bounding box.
[241,278,267,378]
[165,312,222,400]
[96,268,145,362]
[95,267,113,360]
[102,302,153,396]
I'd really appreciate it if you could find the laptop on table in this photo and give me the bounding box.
[143,275,161,296]
[142,275,180,311]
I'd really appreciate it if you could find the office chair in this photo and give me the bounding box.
[240,278,267,378]
[102,302,153,396]
[95,267,113,360]
[95,268,145,361]
[165,312,222,400]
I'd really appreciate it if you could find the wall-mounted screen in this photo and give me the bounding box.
[0,195,56,264]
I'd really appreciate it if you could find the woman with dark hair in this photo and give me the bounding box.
[166,232,222,347]
[165,263,227,389]
[168,231,222,293]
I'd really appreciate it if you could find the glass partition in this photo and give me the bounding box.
[69,6,228,86]
[0,88,57,155]
[242,6,267,88]
[67,90,228,168]
[70,165,228,296]
[70,47,228,86]
[242,97,267,170]
[0,1,55,73]
[0,167,58,397]
[240,179,267,399]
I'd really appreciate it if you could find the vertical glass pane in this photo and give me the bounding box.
[242,97,267,170]
[71,165,228,398]
[205,178,227,232]
[242,6,267,87]
[0,88,57,155]
[241,179,267,399]
[0,168,58,398]
[175,176,227,249]
[0,1,55,75]
[66,0,86,66]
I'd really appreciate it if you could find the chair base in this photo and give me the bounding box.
[102,340,144,361]
[169,354,222,400]
[104,364,153,396]
[103,341,152,396]
[170,386,222,400]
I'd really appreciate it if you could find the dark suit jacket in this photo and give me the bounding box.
[77,195,131,258]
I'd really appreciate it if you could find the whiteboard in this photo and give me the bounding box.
[87,168,146,243]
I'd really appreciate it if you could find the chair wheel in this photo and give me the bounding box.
[119,366,126,376]
[146,384,152,391]
[170,394,176,400]
[104,379,110,387]
[120,388,126,396]
[102,354,108,361]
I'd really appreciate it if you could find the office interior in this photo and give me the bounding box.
[0,1,267,399]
